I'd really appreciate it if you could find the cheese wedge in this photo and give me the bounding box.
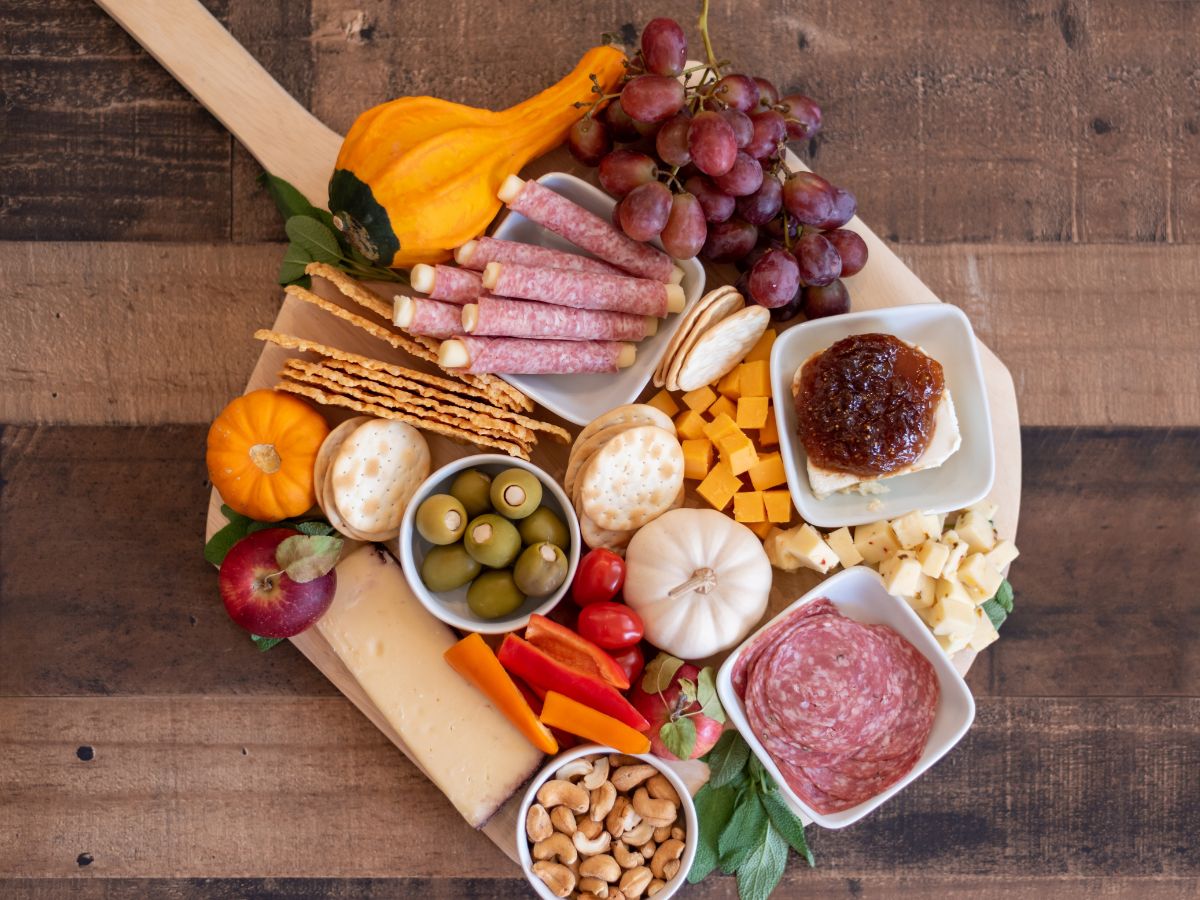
[315,546,544,828]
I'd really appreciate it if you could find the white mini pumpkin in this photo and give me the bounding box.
[623,508,772,659]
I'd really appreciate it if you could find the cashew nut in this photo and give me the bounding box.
[578,894,605,900]
[533,831,578,866]
[526,803,553,843]
[632,787,677,827]
[579,853,622,883]
[582,755,610,791]
[645,774,680,806]
[618,865,653,899]
[556,758,594,782]
[621,821,654,846]
[611,764,658,792]
[609,891,627,900]
[590,781,618,822]
[532,860,575,898]
[646,878,666,897]
[613,840,643,869]
[638,840,656,860]
[652,825,672,843]
[650,839,685,881]
[663,858,681,880]
[608,753,643,768]
[606,796,632,837]
[538,778,589,814]
[670,825,685,842]
[551,805,577,836]
[573,829,612,857]
[579,876,610,898]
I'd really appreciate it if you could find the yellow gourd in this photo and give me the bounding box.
[328,45,626,268]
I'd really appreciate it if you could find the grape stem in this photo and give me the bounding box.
[698,0,721,71]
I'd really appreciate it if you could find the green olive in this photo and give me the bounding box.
[467,569,526,619]
[513,542,569,598]
[449,469,493,518]
[415,494,467,545]
[420,543,481,592]
[490,468,543,519]
[518,506,569,549]
[463,513,522,568]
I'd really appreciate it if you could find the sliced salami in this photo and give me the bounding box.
[393,296,465,339]
[410,264,482,303]
[482,262,684,318]
[438,335,636,375]
[456,236,625,277]
[464,295,652,342]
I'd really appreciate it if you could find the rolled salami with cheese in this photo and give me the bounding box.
[498,176,682,284]
[439,336,636,375]
[463,295,656,342]
[455,236,626,277]
[482,262,685,318]
[393,296,465,338]
[410,264,482,303]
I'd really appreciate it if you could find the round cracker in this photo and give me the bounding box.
[565,404,675,499]
[655,285,740,387]
[313,417,373,503]
[329,419,431,536]
[675,305,770,392]
[320,461,377,542]
[580,425,685,532]
[666,289,744,391]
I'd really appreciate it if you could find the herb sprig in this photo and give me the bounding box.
[982,579,1014,630]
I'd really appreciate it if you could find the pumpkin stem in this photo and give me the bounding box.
[248,443,282,475]
[668,567,718,598]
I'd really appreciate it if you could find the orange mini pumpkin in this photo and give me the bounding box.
[206,389,330,522]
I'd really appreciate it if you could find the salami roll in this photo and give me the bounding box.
[439,335,636,375]
[498,176,681,283]
[482,262,685,318]
[409,264,482,303]
[464,296,655,342]
[393,296,465,339]
[456,236,625,277]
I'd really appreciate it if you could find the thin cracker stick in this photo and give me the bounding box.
[305,261,393,320]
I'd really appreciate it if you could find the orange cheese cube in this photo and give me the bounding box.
[707,394,737,422]
[717,367,742,399]
[682,438,714,480]
[763,489,793,523]
[747,519,775,539]
[675,409,707,440]
[647,389,680,418]
[696,460,741,511]
[681,385,717,412]
[737,359,771,398]
[703,412,739,444]
[743,328,777,363]
[733,491,766,523]
[722,433,759,476]
[736,396,770,430]
[748,451,787,491]
[759,411,780,447]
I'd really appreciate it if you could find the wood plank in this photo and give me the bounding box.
[0,696,1195,879]
[2,241,1195,428]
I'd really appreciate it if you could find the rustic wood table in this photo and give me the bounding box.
[2,1,1197,897]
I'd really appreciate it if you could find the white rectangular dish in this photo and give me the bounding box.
[491,172,706,426]
[769,303,995,528]
[715,565,976,829]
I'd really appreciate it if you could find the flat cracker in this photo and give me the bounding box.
[666,288,744,391]
[580,425,685,532]
[565,422,636,503]
[655,286,741,388]
[314,416,373,506]
[574,479,684,556]
[574,403,676,451]
[306,262,393,320]
[329,419,430,536]
[675,304,770,392]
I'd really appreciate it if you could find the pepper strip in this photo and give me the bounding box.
[540,691,652,755]
[525,613,631,690]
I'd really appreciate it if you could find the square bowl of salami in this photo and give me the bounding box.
[716,565,976,829]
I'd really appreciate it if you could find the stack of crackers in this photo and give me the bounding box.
[653,286,770,393]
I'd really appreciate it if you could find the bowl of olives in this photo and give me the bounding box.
[399,454,581,633]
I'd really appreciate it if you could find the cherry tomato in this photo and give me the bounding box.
[610,643,645,686]
[571,549,625,606]
[577,601,645,649]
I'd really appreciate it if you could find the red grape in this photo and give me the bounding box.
[684,174,735,223]
[702,218,758,262]
[660,191,708,259]
[780,93,823,140]
[621,75,686,123]
[814,186,856,230]
[603,99,640,141]
[619,180,672,241]
[794,232,842,287]
[745,109,787,159]
[803,279,850,318]
[567,116,611,167]
[632,117,662,139]
[711,74,760,113]
[687,111,738,176]
[748,247,801,308]
[713,151,764,197]
[782,171,836,224]
[735,175,783,225]
[720,109,753,148]
[655,113,692,167]
[763,213,801,243]
[753,77,780,109]
[770,284,805,322]
[641,18,687,77]
[611,196,624,229]
[826,229,868,276]
[598,150,657,198]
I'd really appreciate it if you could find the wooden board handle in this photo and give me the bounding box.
[95,0,343,208]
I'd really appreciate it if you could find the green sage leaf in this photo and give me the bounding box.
[204,519,248,567]
[278,242,314,286]
[982,598,1007,630]
[250,634,285,652]
[760,785,814,866]
[688,784,738,883]
[275,534,343,583]
[259,172,335,230]
[641,652,685,694]
[659,716,696,760]
[994,578,1014,613]
[285,215,343,264]
[696,666,726,724]
[718,788,767,871]
[735,820,789,900]
[705,729,751,789]
[295,520,336,537]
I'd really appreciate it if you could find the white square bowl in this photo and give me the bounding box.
[491,172,706,425]
[769,303,995,528]
[715,565,976,829]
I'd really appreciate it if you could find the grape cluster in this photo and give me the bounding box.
[567,16,867,321]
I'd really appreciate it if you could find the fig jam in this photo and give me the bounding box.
[795,333,944,476]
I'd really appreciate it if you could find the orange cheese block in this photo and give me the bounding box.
[675,409,707,440]
[749,451,787,491]
[682,385,717,412]
[717,367,742,399]
[733,490,766,523]
[647,389,680,418]
[747,519,775,539]
[707,394,737,421]
[743,328,776,363]
[736,396,770,430]
[697,459,741,511]
[759,412,780,447]
[737,359,771,397]
[682,438,714,480]
[763,489,793,523]
[703,412,740,444]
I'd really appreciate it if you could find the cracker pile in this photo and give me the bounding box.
[654,286,770,392]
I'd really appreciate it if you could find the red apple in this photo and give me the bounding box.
[631,663,724,761]
[219,528,336,638]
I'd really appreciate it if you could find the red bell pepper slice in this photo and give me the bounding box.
[498,635,649,732]
[524,613,630,690]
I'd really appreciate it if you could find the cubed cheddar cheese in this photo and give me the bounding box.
[931,590,976,638]
[986,539,1020,571]
[717,367,742,399]
[958,552,1004,599]
[682,438,714,481]
[696,460,741,511]
[890,510,939,549]
[737,359,771,397]
[702,412,739,444]
[682,385,717,412]
[955,510,996,553]
[879,551,923,597]
[917,539,952,578]
[722,433,759,476]
[647,389,680,418]
[743,328,777,363]
[747,519,775,539]
[968,608,1000,651]
[748,452,787,491]
[758,412,780,447]
[736,396,770,430]
[762,489,792,523]
[733,491,766,523]
[707,394,737,422]
[826,526,864,568]
[675,409,707,440]
[853,520,900,565]
[765,523,837,574]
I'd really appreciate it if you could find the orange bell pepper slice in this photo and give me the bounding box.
[444,633,558,755]
[540,691,651,755]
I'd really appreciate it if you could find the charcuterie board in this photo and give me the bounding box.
[101,0,1021,870]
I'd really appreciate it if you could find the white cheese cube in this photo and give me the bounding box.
[955,510,996,553]
[913,599,940,628]
[934,512,948,533]
[941,528,961,543]
[917,539,952,578]
[766,524,837,574]
[966,500,998,521]
[931,590,977,638]
[937,630,971,655]
[959,553,1005,598]
[853,520,900,565]
[826,526,864,568]
[890,510,939,549]
[879,551,924,597]
[986,539,1020,571]
[968,608,1000,651]
[941,540,970,578]
[916,573,938,609]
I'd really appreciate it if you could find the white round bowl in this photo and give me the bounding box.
[516,744,698,900]
[398,454,580,634]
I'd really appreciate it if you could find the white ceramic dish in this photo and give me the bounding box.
[397,454,580,634]
[716,565,976,829]
[517,744,698,900]
[491,172,706,426]
[769,303,995,528]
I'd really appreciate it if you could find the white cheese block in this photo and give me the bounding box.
[767,524,838,574]
[954,510,996,553]
[879,551,923,597]
[986,539,1020,571]
[315,546,544,828]
[890,510,940,549]
[968,608,1000,651]
[853,520,900,565]
[825,526,864,568]
[959,552,1005,599]
[931,590,976,638]
[917,539,952,578]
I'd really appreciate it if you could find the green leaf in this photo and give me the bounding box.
[760,786,814,866]
[250,634,284,652]
[295,520,335,537]
[259,172,335,230]
[659,716,697,760]
[735,821,789,900]
[220,504,251,527]
[994,578,1014,613]
[982,598,1007,630]
[688,784,738,884]
[275,534,343,583]
[719,788,768,871]
[278,242,314,286]
[705,729,751,790]
[204,519,248,567]
[677,677,698,706]
[696,666,726,724]
[641,652,685,694]
[245,519,276,534]
[285,215,343,264]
